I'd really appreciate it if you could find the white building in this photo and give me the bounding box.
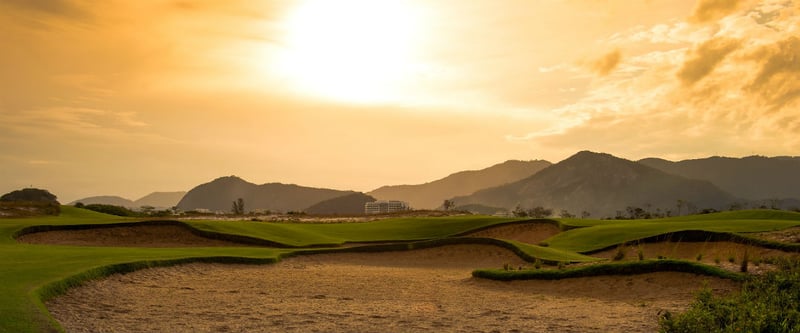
[364,200,410,214]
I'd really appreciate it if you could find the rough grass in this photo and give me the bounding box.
[472,259,746,281]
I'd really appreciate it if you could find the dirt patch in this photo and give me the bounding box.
[593,241,798,273]
[750,227,800,243]
[47,244,736,333]
[462,222,561,244]
[16,225,255,248]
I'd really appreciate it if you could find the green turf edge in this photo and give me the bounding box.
[447,218,574,236]
[12,220,299,248]
[472,259,746,282]
[581,229,800,255]
[545,220,800,253]
[31,237,566,333]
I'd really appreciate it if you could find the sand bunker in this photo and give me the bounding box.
[593,241,798,273]
[750,227,800,243]
[47,244,737,333]
[462,222,561,244]
[16,224,255,248]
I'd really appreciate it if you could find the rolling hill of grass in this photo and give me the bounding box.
[547,210,800,253]
[3,207,800,333]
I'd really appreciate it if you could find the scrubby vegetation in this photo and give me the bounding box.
[473,260,745,281]
[660,257,800,333]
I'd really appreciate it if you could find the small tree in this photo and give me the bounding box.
[442,199,455,211]
[232,198,245,215]
[580,210,591,219]
[559,209,575,218]
[512,204,528,217]
[528,206,553,218]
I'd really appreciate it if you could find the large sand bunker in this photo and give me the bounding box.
[47,245,736,333]
[16,224,255,248]
[462,222,561,244]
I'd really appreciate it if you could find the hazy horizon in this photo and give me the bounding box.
[2,0,798,202]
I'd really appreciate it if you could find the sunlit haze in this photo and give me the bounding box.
[1,0,798,202]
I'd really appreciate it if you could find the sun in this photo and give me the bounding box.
[271,0,427,104]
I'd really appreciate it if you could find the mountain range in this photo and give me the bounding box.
[70,191,186,209]
[175,176,352,213]
[368,159,551,209]
[453,151,737,217]
[639,156,800,201]
[68,151,800,217]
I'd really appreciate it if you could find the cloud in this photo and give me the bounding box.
[1,0,90,20]
[591,50,622,76]
[511,0,800,161]
[689,0,749,23]
[747,36,800,108]
[677,37,741,85]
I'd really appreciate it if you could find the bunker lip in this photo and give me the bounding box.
[14,221,280,248]
[46,248,738,333]
[457,220,562,245]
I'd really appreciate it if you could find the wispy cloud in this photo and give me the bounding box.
[590,50,622,76]
[677,37,741,85]
[513,0,800,159]
[1,0,90,20]
[689,0,750,23]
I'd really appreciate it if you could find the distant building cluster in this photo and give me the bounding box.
[364,200,410,214]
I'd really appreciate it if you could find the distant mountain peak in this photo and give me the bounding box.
[211,175,248,183]
[177,176,351,213]
[453,151,734,218]
[368,159,551,209]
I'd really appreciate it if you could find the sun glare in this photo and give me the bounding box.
[271,0,427,104]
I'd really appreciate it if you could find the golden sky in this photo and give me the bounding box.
[1,0,798,202]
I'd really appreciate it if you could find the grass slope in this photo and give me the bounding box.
[186,216,523,247]
[0,207,286,333]
[547,210,800,253]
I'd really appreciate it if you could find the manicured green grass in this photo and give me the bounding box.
[186,215,523,247]
[547,210,800,253]
[3,207,800,333]
[0,208,531,333]
[0,207,288,333]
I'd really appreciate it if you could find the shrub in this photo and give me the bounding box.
[83,204,138,217]
[728,255,736,263]
[533,258,542,270]
[740,250,749,273]
[613,245,626,261]
[696,253,703,261]
[660,258,800,332]
[637,247,644,261]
